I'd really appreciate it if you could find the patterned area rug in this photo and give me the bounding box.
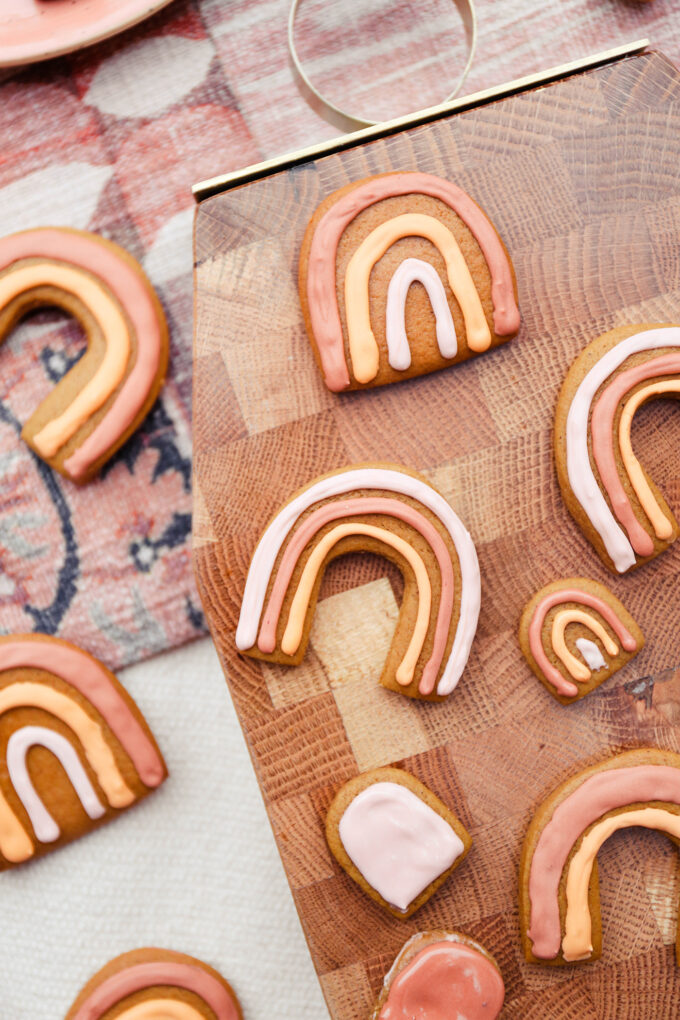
[0,0,677,669]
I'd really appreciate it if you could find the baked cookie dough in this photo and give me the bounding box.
[299,171,520,391]
[372,930,505,1020]
[519,577,643,703]
[555,323,680,573]
[65,947,242,1020]
[236,462,481,701]
[0,634,166,869]
[520,748,680,966]
[326,767,471,918]
[0,227,169,483]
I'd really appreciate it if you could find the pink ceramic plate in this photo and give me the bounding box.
[0,0,175,67]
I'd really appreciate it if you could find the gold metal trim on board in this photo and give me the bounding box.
[193,38,649,202]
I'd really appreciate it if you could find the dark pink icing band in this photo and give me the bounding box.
[0,638,164,787]
[528,589,637,697]
[257,496,454,695]
[528,764,680,958]
[307,172,520,390]
[71,961,239,1020]
[590,351,680,557]
[0,229,163,480]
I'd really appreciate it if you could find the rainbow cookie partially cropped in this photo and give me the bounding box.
[519,577,643,704]
[326,768,471,918]
[236,463,481,701]
[555,324,680,573]
[299,171,520,391]
[0,634,166,869]
[65,948,242,1020]
[520,748,680,966]
[0,227,169,483]
[372,931,505,1020]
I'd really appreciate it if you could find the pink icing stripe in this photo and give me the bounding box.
[307,172,520,391]
[590,352,680,556]
[0,638,164,788]
[527,764,680,959]
[257,497,454,696]
[71,962,239,1020]
[0,229,163,480]
[528,589,637,698]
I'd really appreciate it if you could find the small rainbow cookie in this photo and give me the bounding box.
[299,171,520,391]
[65,948,242,1020]
[0,634,166,868]
[0,227,169,483]
[326,768,471,918]
[519,577,643,703]
[520,748,680,966]
[555,323,680,573]
[372,931,505,1020]
[236,463,481,701]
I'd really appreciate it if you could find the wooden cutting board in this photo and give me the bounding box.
[192,50,680,1019]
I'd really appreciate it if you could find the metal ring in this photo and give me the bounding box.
[288,0,478,134]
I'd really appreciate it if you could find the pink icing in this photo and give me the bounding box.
[0,638,164,787]
[590,351,680,556]
[0,229,164,480]
[379,941,504,1020]
[257,496,455,695]
[306,172,520,390]
[71,961,239,1020]
[528,588,637,697]
[527,764,680,959]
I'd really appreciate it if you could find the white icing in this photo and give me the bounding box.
[385,257,457,370]
[338,781,464,912]
[565,326,680,572]
[236,467,481,696]
[575,637,607,671]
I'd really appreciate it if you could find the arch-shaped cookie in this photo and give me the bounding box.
[300,171,520,390]
[236,463,481,700]
[0,228,169,483]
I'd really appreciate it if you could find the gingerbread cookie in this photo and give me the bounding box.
[520,748,680,966]
[0,634,166,869]
[555,323,680,573]
[299,171,520,391]
[65,947,242,1020]
[0,227,169,483]
[326,767,471,917]
[372,930,505,1020]
[519,577,643,703]
[236,463,481,700]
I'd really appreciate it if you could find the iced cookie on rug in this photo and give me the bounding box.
[235,462,481,701]
[326,767,471,918]
[555,323,680,573]
[520,748,680,966]
[0,634,166,869]
[0,227,169,483]
[299,171,520,391]
[65,948,242,1020]
[372,931,505,1020]
[519,577,644,704]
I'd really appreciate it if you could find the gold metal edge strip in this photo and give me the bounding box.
[193,38,649,202]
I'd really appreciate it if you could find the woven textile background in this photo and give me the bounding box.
[1,0,678,671]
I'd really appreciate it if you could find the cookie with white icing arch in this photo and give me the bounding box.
[236,462,481,701]
[555,323,680,573]
[326,767,472,918]
[0,227,169,483]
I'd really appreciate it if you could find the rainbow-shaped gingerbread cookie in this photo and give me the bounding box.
[236,463,481,700]
[300,171,520,391]
[0,227,168,483]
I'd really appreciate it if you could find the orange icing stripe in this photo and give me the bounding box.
[345,213,490,383]
[550,609,618,682]
[114,1003,205,1020]
[280,522,432,686]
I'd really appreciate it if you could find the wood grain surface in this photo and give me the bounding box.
[193,52,680,1018]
